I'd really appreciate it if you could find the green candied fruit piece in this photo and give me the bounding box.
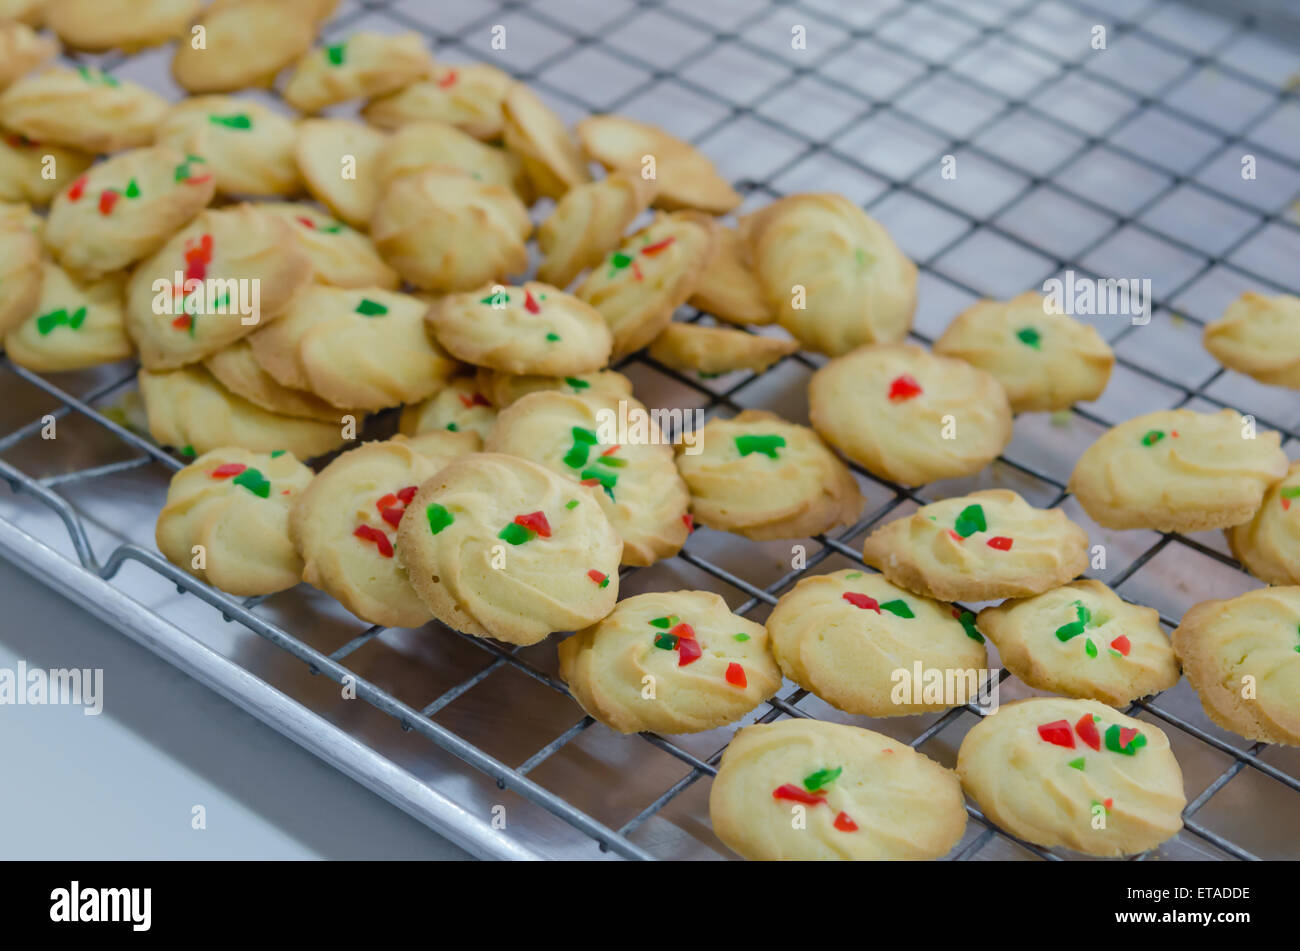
[734,434,786,459]
[879,599,914,619]
[1015,326,1042,349]
[953,503,986,538]
[232,467,270,498]
[426,503,454,535]
[802,766,842,792]
[497,522,534,546]
[1055,621,1086,642]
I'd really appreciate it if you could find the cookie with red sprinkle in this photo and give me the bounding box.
[156,446,313,597]
[809,342,1013,486]
[395,452,622,645]
[486,390,690,566]
[575,210,715,359]
[399,375,497,443]
[1069,408,1287,533]
[861,489,1089,602]
[558,590,780,734]
[156,97,301,198]
[957,697,1185,856]
[290,433,478,628]
[362,61,512,140]
[978,578,1178,707]
[767,569,988,717]
[45,146,216,280]
[429,281,612,376]
[710,718,967,860]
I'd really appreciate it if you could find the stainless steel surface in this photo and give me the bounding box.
[2,0,1300,860]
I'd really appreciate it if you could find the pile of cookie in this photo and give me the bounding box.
[2,1,1297,862]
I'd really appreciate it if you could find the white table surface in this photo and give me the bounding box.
[0,557,471,860]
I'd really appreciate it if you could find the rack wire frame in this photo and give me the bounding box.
[2,0,1299,861]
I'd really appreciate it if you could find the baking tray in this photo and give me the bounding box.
[3,0,1300,861]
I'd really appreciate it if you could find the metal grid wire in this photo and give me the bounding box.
[2,0,1300,860]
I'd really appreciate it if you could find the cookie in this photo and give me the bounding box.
[485,390,691,566]
[1227,461,1300,585]
[767,569,988,717]
[558,590,781,734]
[1172,586,1300,746]
[45,0,199,52]
[861,490,1090,602]
[124,204,312,369]
[371,166,530,292]
[676,409,863,541]
[171,0,320,94]
[0,132,93,206]
[808,342,1013,485]
[283,31,433,114]
[395,452,623,645]
[399,376,496,441]
[3,263,132,372]
[247,284,455,412]
[0,217,42,336]
[957,697,1185,856]
[1203,292,1300,389]
[361,61,511,140]
[428,282,612,376]
[0,19,56,91]
[932,292,1114,413]
[204,339,349,422]
[575,210,714,358]
[290,432,477,628]
[709,718,968,861]
[687,224,776,327]
[536,172,655,290]
[649,323,798,375]
[741,194,916,356]
[0,66,169,153]
[139,364,349,459]
[156,447,314,597]
[977,578,1179,707]
[258,202,398,290]
[500,82,590,200]
[295,118,387,230]
[0,0,44,26]
[1068,408,1288,533]
[45,147,217,280]
[576,115,740,215]
[474,366,632,409]
[375,120,527,198]
[0,199,42,235]
[155,96,300,198]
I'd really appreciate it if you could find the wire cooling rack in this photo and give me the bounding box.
[2,0,1300,861]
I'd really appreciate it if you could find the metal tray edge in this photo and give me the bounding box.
[0,517,538,862]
